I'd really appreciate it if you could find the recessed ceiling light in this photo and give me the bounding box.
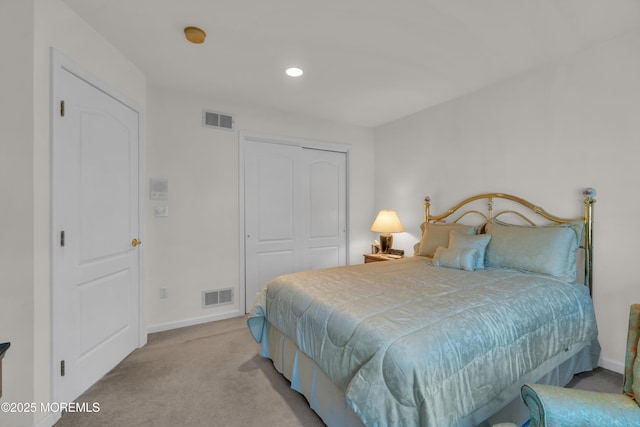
[285,67,304,77]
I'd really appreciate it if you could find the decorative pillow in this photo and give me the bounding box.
[417,223,477,257]
[433,247,478,271]
[484,220,584,282]
[632,347,640,405]
[448,231,492,269]
[413,242,421,256]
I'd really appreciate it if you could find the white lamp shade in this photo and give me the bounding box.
[370,210,404,233]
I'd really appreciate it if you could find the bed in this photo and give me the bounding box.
[247,190,599,427]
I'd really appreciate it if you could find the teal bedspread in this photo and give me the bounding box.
[247,257,598,427]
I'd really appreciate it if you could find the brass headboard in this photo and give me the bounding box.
[423,189,596,294]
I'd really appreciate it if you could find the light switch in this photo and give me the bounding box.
[154,206,169,217]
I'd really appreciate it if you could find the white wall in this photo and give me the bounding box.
[145,85,375,331]
[0,2,35,427]
[374,27,640,372]
[0,1,146,427]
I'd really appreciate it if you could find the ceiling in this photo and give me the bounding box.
[61,0,639,128]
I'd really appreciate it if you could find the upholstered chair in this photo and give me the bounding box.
[520,304,640,426]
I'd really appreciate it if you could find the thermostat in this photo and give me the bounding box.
[150,178,168,200]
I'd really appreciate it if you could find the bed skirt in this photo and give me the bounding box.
[260,321,598,427]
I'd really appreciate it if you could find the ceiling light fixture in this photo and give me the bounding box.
[285,67,304,77]
[184,26,206,44]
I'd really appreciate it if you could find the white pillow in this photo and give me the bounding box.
[448,231,492,270]
[433,247,478,271]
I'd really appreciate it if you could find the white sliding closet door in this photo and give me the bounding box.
[243,139,347,310]
[302,148,347,270]
[244,141,302,309]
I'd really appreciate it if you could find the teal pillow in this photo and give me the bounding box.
[417,223,476,257]
[433,247,478,271]
[448,231,492,269]
[484,220,583,282]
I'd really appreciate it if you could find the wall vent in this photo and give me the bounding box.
[202,110,234,131]
[202,288,234,308]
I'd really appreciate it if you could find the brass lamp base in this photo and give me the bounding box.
[379,233,393,253]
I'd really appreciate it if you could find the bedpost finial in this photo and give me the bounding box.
[582,188,596,198]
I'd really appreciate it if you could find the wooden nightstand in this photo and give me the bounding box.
[363,253,403,263]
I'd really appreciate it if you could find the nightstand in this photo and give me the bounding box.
[363,253,403,263]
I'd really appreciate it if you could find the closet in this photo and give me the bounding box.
[242,135,347,310]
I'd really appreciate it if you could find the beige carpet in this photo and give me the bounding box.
[54,316,621,427]
[54,316,324,427]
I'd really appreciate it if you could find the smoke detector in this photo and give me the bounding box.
[184,26,206,44]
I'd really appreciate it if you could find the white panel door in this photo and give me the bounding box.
[303,148,347,270]
[244,140,347,310]
[244,142,304,309]
[53,65,140,403]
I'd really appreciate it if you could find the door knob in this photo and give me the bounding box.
[131,238,142,247]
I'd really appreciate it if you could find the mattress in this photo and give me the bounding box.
[248,257,599,427]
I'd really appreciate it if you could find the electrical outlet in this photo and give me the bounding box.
[159,287,168,298]
[154,206,169,217]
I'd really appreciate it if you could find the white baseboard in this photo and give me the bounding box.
[33,412,59,427]
[146,309,243,334]
[599,356,624,374]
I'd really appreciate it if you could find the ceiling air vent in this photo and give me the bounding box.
[202,288,234,308]
[202,110,234,131]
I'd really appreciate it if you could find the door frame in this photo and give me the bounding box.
[50,49,146,407]
[238,132,351,313]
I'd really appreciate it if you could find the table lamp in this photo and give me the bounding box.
[370,210,404,253]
